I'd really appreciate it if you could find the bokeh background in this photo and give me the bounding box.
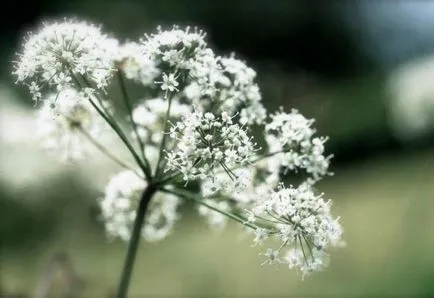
[2,1,434,297]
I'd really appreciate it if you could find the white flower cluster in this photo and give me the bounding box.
[116,42,160,86]
[184,55,266,125]
[100,170,181,242]
[14,20,118,102]
[251,183,343,277]
[166,110,257,182]
[14,19,343,275]
[140,27,266,124]
[36,87,107,160]
[199,163,279,229]
[265,109,332,183]
[217,57,266,125]
[132,97,190,145]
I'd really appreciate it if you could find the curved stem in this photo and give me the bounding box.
[115,184,157,298]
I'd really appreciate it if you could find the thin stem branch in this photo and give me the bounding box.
[155,171,182,187]
[160,187,258,231]
[68,69,152,180]
[77,126,142,177]
[155,95,173,178]
[88,95,151,179]
[250,150,285,164]
[117,71,151,171]
[115,184,157,298]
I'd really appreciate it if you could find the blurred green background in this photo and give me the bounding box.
[1,1,434,297]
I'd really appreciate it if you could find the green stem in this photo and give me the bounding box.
[117,71,151,171]
[77,126,141,177]
[250,150,285,164]
[160,187,258,231]
[88,95,150,179]
[155,171,182,187]
[115,184,157,298]
[68,69,151,180]
[155,96,173,177]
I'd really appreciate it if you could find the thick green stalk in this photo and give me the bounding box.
[115,184,157,298]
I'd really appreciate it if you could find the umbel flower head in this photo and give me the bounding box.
[166,110,257,182]
[36,87,108,160]
[13,18,344,278]
[140,26,266,125]
[250,183,343,276]
[116,42,160,86]
[101,170,181,242]
[132,97,191,145]
[13,19,118,102]
[265,109,332,183]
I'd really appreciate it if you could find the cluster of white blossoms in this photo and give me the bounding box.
[265,109,332,183]
[101,170,181,242]
[138,26,266,124]
[14,20,118,102]
[166,110,257,182]
[14,19,343,277]
[132,97,190,145]
[36,87,107,160]
[250,183,343,276]
[199,164,278,229]
[116,42,160,86]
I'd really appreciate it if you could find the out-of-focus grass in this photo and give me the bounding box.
[2,148,434,297]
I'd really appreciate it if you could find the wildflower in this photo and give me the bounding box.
[218,57,266,125]
[200,161,280,207]
[28,82,42,103]
[142,26,208,69]
[36,87,107,160]
[265,109,332,183]
[200,167,251,195]
[116,42,160,86]
[100,170,181,242]
[252,228,269,246]
[285,248,328,278]
[13,20,343,277]
[160,73,179,92]
[260,249,282,265]
[13,20,118,101]
[166,110,257,182]
[132,97,191,145]
[142,26,210,93]
[249,183,343,275]
[185,55,266,125]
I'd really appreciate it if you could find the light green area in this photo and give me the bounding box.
[2,148,434,297]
